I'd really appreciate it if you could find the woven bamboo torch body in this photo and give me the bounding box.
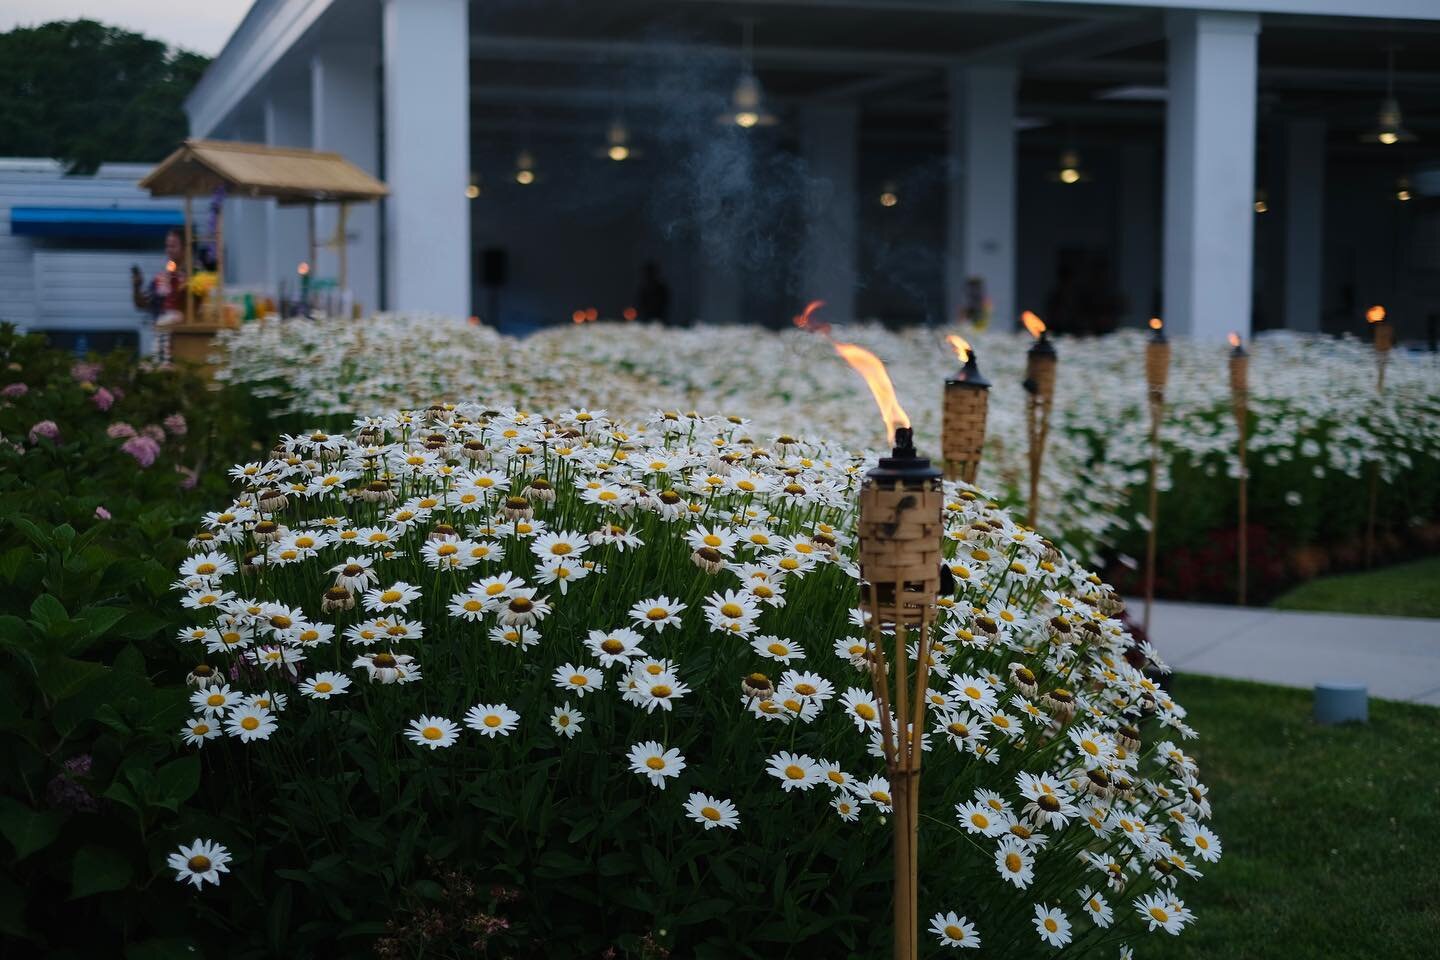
[858,427,943,960]
[942,351,991,485]
[1374,319,1394,392]
[1228,339,1249,605]
[1142,323,1170,633]
[1023,334,1058,528]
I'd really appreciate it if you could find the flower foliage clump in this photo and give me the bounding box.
[170,403,1218,957]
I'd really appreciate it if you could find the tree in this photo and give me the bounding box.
[0,19,210,174]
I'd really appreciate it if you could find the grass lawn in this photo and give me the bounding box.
[1146,674,1440,960]
[1271,555,1440,618]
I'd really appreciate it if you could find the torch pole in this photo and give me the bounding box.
[1024,337,1058,528]
[859,429,942,960]
[1229,341,1249,606]
[1365,321,1392,566]
[1143,330,1170,633]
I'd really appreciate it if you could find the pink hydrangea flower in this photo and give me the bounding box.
[142,424,166,443]
[70,362,101,383]
[163,413,188,436]
[1,382,27,399]
[91,387,115,412]
[120,435,161,468]
[94,506,112,520]
[176,465,199,490]
[107,422,136,440]
[28,420,60,444]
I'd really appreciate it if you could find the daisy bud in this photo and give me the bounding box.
[360,480,395,504]
[524,477,555,503]
[322,585,355,612]
[741,672,774,701]
[461,439,487,461]
[691,546,726,574]
[1041,687,1077,721]
[429,523,458,541]
[252,519,283,543]
[503,496,534,520]
[1116,723,1142,752]
[240,550,261,574]
[258,488,288,512]
[1009,663,1039,698]
[186,664,220,688]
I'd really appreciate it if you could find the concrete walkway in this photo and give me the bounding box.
[1133,600,1440,706]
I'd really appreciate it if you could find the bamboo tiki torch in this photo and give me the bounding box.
[941,334,990,485]
[1022,311,1057,528]
[836,342,943,960]
[1143,318,1171,634]
[1364,305,1392,566]
[1228,333,1249,606]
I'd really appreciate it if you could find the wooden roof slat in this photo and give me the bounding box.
[140,139,389,204]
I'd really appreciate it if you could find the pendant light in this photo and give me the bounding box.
[718,20,776,128]
[514,149,537,185]
[596,118,640,162]
[1049,147,1089,185]
[1362,49,1416,146]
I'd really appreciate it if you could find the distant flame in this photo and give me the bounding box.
[833,342,910,444]
[793,299,830,335]
[1021,311,1046,339]
[1367,305,1386,324]
[165,260,177,272]
[623,306,638,322]
[1149,317,1163,331]
[298,262,310,277]
[1227,332,1241,348]
[585,307,599,322]
[572,310,586,324]
[945,334,972,363]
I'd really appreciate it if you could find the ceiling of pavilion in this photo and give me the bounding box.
[454,0,1440,156]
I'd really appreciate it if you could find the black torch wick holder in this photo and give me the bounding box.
[868,427,942,485]
[946,351,991,390]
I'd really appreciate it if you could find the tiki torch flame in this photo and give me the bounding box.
[834,341,911,444]
[1022,311,1046,339]
[1149,317,1163,331]
[793,299,832,335]
[1227,332,1241,348]
[945,334,972,363]
[1367,305,1386,324]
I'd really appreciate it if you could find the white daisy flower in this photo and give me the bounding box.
[405,715,460,750]
[167,838,231,889]
[766,751,822,792]
[1033,904,1072,947]
[224,706,277,742]
[464,702,519,738]
[627,740,686,789]
[684,792,740,830]
[552,663,603,698]
[550,702,584,739]
[300,671,351,699]
[929,911,980,949]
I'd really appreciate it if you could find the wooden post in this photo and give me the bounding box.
[307,203,318,273]
[183,194,194,324]
[338,201,350,295]
[214,201,226,324]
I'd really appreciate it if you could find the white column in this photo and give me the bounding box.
[946,64,1017,329]
[1163,11,1260,340]
[263,90,312,291]
[800,104,858,320]
[696,235,742,324]
[1118,144,1161,327]
[383,0,470,317]
[312,44,381,314]
[1282,118,1325,332]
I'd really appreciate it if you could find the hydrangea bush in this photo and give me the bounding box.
[169,404,1217,957]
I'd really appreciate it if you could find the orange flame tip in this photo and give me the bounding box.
[833,341,910,444]
[1227,332,1241,348]
[1366,305,1386,324]
[794,299,828,333]
[1021,311,1046,339]
[945,334,972,363]
[1149,317,1163,331]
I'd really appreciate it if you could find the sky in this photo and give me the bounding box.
[0,0,254,56]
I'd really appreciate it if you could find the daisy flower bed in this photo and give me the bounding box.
[215,316,1440,596]
[168,404,1218,957]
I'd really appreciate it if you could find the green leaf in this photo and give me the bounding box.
[29,592,69,632]
[36,655,107,702]
[153,755,200,807]
[70,844,133,898]
[0,796,64,860]
[68,605,128,653]
[125,938,202,960]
